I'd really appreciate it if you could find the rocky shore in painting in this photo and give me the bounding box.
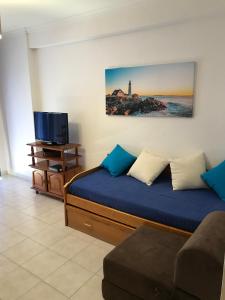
[106,95,166,116]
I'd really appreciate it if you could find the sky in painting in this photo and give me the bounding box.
[105,62,195,96]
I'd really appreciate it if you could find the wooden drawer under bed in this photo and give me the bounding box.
[66,205,134,245]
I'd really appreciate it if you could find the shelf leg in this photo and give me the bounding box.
[31,146,35,166]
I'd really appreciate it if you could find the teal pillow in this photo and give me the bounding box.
[201,160,225,201]
[101,144,136,177]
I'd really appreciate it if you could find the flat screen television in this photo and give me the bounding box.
[34,111,69,145]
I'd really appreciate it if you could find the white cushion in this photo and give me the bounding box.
[127,150,168,185]
[170,152,207,190]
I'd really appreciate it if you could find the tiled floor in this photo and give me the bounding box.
[0,176,114,300]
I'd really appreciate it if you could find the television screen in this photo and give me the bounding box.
[34,112,69,145]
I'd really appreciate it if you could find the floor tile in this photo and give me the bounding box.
[0,254,18,277]
[0,223,11,236]
[22,249,67,279]
[70,275,103,300]
[23,204,53,218]
[68,228,96,243]
[14,219,49,237]
[0,267,40,300]
[72,244,110,273]
[52,222,79,235]
[45,260,93,297]
[3,238,45,265]
[31,226,70,247]
[36,207,64,225]
[5,196,35,210]
[53,218,67,228]
[97,267,104,279]
[18,282,67,300]
[33,196,63,209]
[49,235,90,259]
[0,230,26,252]
[0,209,34,228]
[93,239,115,252]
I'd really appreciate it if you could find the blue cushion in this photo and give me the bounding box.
[201,160,225,201]
[69,168,225,232]
[101,144,136,177]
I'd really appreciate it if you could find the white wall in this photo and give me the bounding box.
[0,31,35,177]
[33,16,225,168]
[0,92,9,174]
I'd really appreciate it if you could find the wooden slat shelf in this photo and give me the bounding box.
[29,161,78,173]
[27,142,81,151]
[28,151,81,162]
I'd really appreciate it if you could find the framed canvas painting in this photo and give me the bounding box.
[105,62,195,117]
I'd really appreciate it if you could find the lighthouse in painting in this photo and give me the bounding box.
[128,80,131,97]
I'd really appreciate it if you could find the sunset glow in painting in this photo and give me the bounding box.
[105,62,195,117]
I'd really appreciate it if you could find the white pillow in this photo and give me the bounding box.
[127,150,168,185]
[170,152,207,190]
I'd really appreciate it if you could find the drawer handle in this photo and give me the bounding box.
[84,223,92,228]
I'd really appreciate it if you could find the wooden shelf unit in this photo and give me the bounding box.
[27,142,82,199]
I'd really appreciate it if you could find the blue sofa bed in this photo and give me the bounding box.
[64,167,225,244]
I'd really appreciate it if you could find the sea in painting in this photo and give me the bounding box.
[105,62,195,117]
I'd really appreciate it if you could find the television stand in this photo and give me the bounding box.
[27,142,82,199]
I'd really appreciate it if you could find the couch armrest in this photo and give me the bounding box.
[174,211,225,300]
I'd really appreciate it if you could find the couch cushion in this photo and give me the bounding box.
[174,211,225,300]
[101,144,136,176]
[69,168,225,232]
[103,225,187,300]
[127,150,168,186]
[170,152,207,190]
[201,160,225,201]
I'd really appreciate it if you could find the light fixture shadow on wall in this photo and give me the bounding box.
[0,17,2,39]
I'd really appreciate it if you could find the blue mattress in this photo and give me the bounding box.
[69,168,225,232]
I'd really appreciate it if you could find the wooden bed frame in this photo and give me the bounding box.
[64,167,192,245]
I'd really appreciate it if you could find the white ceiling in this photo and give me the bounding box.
[1,0,225,34]
[0,0,138,32]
